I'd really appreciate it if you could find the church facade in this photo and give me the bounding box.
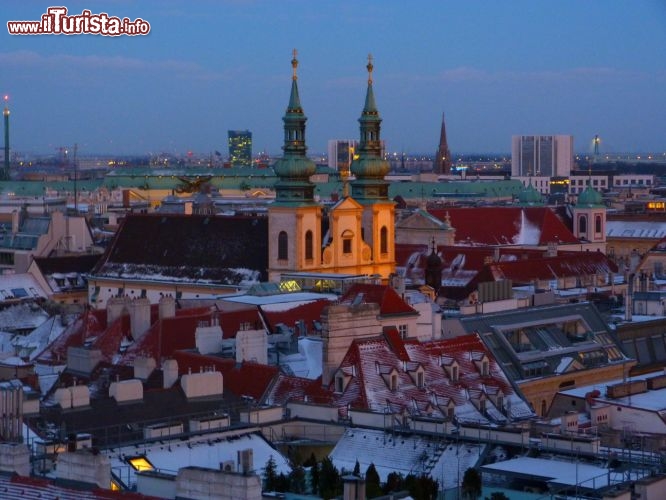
[268,53,395,282]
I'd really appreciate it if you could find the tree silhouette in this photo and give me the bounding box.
[262,455,278,491]
[319,456,342,499]
[462,467,482,499]
[365,463,382,498]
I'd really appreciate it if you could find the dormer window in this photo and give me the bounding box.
[479,399,486,413]
[451,365,459,382]
[481,360,489,377]
[398,324,408,339]
[497,395,504,410]
[390,374,398,392]
[417,371,424,389]
[335,375,344,394]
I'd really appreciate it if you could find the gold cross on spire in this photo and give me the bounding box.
[366,53,374,84]
[291,49,299,81]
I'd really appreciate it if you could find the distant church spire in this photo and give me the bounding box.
[350,54,389,202]
[272,49,316,205]
[434,112,452,174]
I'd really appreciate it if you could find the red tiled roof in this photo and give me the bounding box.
[34,308,109,364]
[429,207,580,246]
[172,351,279,401]
[340,284,417,316]
[479,250,618,284]
[267,374,334,406]
[259,298,332,334]
[331,332,528,422]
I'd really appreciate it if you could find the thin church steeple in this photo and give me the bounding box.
[350,54,389,202]
[272,49,316,205]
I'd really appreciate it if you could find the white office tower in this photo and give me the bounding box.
[327,139,358,173]
[511,135,573,177]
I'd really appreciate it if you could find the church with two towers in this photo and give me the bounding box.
[268,52,396,282]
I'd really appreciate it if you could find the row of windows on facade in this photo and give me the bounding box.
[277,226,389,261]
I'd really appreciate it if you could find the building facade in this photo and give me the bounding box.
[511,135,573,177]
[227,130,252,166]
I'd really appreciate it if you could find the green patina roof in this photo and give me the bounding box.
[517,183,543,204]
[577,186,604,206]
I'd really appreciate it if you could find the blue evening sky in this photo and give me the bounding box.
[1,0,665,156]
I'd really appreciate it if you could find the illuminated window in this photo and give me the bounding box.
[305,230,313,261]
[278,231,288,260]
[127,456,154,472]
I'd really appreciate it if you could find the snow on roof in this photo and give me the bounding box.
[481,456,623,488]
[0,303,49,332]
[105,430,290,489]
[559,370,666,412]
[330,428,482,486]
[606,220,666,239]
[279,337,323,379]
[219,292,337,306]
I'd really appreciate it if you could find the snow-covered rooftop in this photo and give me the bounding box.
[105,430,290,489]
[330,427,482,489]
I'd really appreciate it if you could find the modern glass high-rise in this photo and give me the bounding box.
[327,140,358,175]
[511,135,573,177]
[228,130,252,166]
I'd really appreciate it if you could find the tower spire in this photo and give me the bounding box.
[272,50,316,205]
[435,111,452,175]
[350,55,389,202]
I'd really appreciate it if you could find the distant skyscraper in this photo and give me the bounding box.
[327,140,358,176]
[228,130,252,166]
[511,135,573,177]
[434,112,452,174]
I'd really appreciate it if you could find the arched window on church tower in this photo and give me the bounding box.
[595,215,602,234]
[278,231,288,261]
[578,215,587,234]
[380,226,388,254]
[305,230,313,261]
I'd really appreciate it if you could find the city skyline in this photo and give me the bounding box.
[1,0,665,156]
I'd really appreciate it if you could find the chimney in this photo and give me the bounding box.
[129,297,151,340]
[162,359,179,389]
[159,295,176,320]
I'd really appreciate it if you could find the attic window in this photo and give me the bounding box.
[481,360,489,376]
[335,375,344,394]
[127,456,154,472]
[398,324,408,339]
[417,371,424,389]
[451,365,459,382]
[479,399,486,413]
[390,374,398,392]
[497,395,504,410]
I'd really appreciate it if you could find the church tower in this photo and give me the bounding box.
[573,185,606,251]
[434,112,452,174]
[268,51,323,282]
[346,55,396,279]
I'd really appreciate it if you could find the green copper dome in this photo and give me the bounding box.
[577,186,603,206]
[517,183,543,204]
